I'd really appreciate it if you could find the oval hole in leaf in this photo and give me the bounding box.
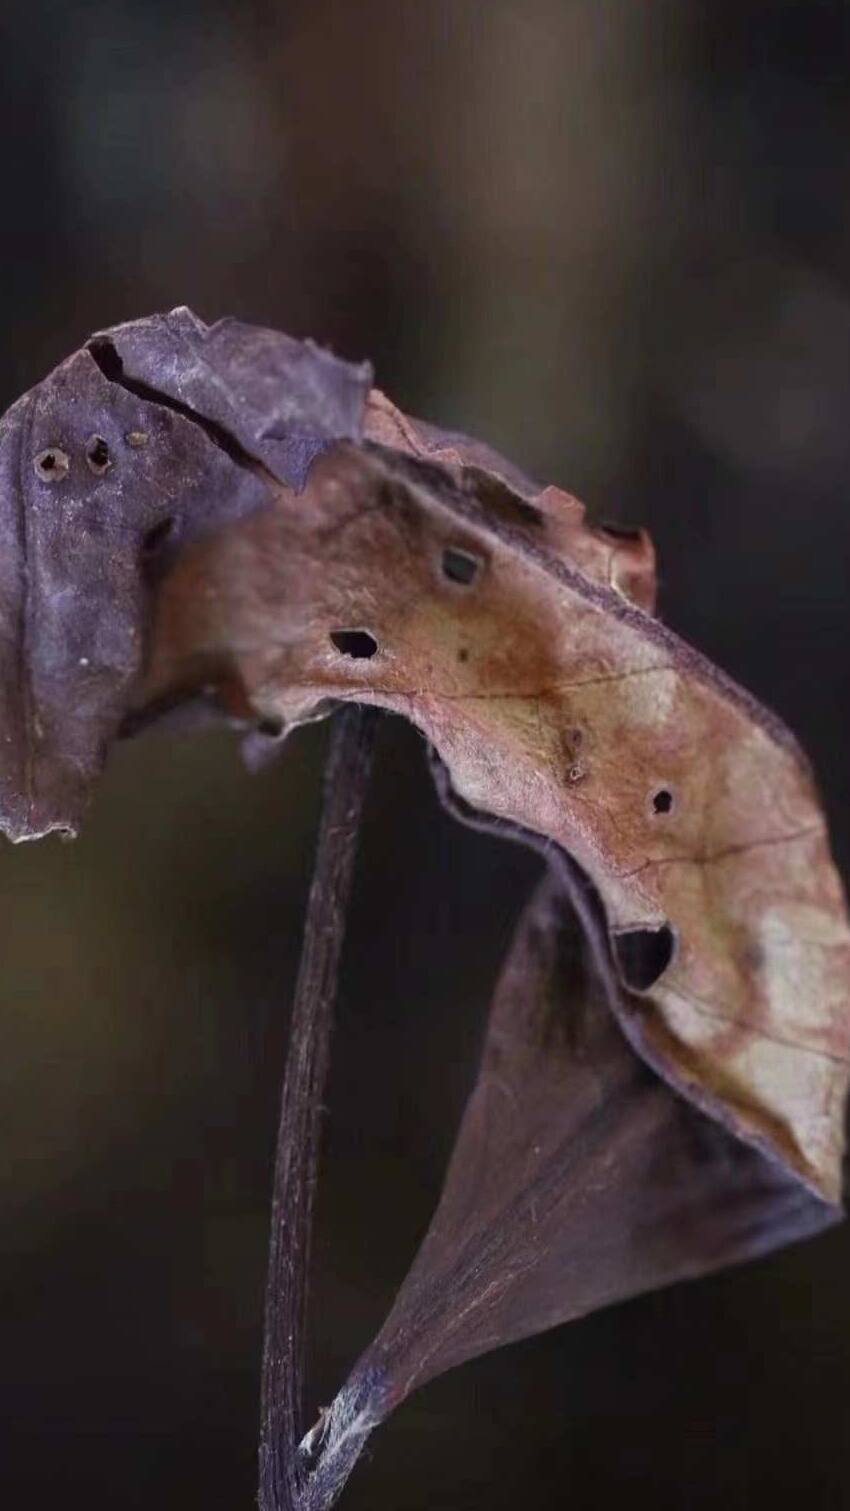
[652,788,674,815]
[613,924,675,991]
[86,435,112,475]
[442,546,481,586]
[330,630,378,659]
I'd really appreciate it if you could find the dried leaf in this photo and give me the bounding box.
[2,309,848,1508]
[91,306,372,491]
[363,386,657,611]
[379,869,836,1375]
[0,310,369,839]
[145,425,850,1206]
[130,312,850,1502]
[290,867,838,1506]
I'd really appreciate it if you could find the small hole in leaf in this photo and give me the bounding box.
[142,516,176,555]
[86,435,111,475]
[442,546,481,585]
[330,630,378,659]
[34,448,70,482]
[613,925,675,991]
[652,788,674,815]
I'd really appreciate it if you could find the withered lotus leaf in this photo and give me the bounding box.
[1,309,847,1510]
[137,316,850,1504]
[0,308,368,840]
[287,866,838,1508]
[145,405,850,1208]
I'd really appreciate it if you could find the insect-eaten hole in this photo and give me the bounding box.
[652,788,674,815]
[330,629,378,660]
[86,435,112,475]
[442,545,481,586]
[142,515,177,556]
[613,924,675,992]
[33,447,70,482]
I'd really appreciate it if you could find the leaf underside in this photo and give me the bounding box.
[289,866,837,1509]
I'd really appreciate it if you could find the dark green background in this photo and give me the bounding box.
[1,2,849,1507]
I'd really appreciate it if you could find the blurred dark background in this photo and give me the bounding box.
[2,2,850,1507]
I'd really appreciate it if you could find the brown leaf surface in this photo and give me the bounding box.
[144,432,850,1206]
[291,868,837,1506]
[1,309,845,1212]
[373,870,837,1385]
[364,387,657,610]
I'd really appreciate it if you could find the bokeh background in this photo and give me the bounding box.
[2,2,850,1507]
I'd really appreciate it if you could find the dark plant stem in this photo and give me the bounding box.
[258,705,378,1511]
